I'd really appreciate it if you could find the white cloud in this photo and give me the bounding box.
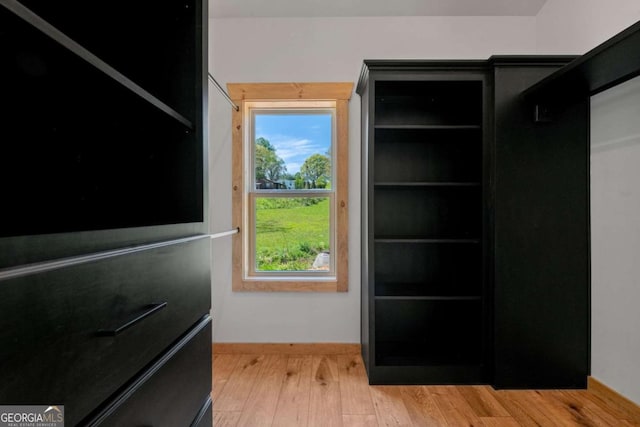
[258,134,330,174]
[287,162,301,173]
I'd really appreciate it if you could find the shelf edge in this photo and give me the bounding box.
[375,295,482,301]
[374,125,481,130]
[374,238,481,244]
[374,182,481,187]
[0,235,208,281]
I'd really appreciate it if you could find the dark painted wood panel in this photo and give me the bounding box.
[493,64,589,388]
[375,299,484,367]
[374,128,482,183]
[361,74,376,379]
[367,364,486,386]
[374,186,481,239]
[375,80,483,126]
[374,241,481,297]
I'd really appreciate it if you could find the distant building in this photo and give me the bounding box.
[281,179,295,189]
[255,179,285,189]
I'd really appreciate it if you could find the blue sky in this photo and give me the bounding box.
[255,113,332,175]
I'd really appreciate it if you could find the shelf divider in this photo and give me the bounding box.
[375,295,481,301]
[374,124,481,130]
[375,237,480,244]
[375,182,481,187]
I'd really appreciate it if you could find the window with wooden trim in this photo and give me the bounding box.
[228,83,352,292]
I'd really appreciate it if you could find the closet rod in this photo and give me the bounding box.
[210,227,240,240]
[208,73,239,111]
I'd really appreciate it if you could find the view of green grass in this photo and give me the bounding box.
[255,197,330,271]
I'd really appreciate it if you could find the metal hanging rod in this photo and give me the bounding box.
[210,227,240,240]
[208,73,239,112]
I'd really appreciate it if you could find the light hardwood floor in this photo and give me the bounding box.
[212,353,640,426]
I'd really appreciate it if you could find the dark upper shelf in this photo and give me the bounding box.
[523,20,640,102]
[3,0,193,129]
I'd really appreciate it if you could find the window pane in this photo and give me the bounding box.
[255,197,331,272]
[254,113,332,190]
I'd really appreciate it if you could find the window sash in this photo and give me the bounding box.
[245,101,337,280]
[247,191,336,279]
[249,105,336,194]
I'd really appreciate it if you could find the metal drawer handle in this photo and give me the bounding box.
[97,302,167,337]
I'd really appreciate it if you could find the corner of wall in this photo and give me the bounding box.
[535,0,640,54]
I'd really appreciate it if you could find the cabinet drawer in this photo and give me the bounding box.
[87,317,212,427]
[0,237,210,426]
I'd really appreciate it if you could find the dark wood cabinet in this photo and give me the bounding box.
[0,238,211,424]
[85,318,212,427]
[0,0,211,425]
[358,57,589,388]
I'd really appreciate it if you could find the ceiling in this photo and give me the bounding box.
[211,0,548,18]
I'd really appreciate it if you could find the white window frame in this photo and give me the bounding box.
[246,102,336,279]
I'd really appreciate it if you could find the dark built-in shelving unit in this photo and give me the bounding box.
[359,64,488,384]
[358,57,592,388]
[0,0,208,268]
[0,1,212,425]
[0,0,200,234]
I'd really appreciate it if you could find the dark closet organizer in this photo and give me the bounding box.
[358,56,591,388]
[0,1,212,425]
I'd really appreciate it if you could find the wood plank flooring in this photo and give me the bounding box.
[212,353,640,426]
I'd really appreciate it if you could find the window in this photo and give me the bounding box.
[227,83,352,292]
[250,106,334,275]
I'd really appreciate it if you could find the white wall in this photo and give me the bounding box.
[209,5,640,367]
[591,76,640,405]
[536,0,640,53]
[208,16,537,343]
